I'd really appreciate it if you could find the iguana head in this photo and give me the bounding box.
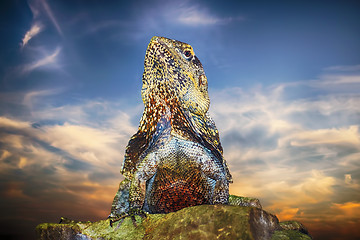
[141,36,210,116]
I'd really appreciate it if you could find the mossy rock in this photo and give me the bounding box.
[143,205,278,240]
[36,203,311,240]
[271,230,312,240]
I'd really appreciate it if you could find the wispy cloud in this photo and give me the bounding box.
[176,5,243,26]
[21,47,61,73]
[127,0,243,39]
[324,64,360,72]
[28,0,63,36]
[39,0,63,36]
[21,22,43,47]
[84,20,127,35]
[317,74,360,85]
[23,89,62,113]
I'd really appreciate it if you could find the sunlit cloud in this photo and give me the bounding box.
[38,123,124,166]
[282,126,359,147]
[0,116,30,129]
[21,22,43,47]
[0,107,131,219]
[1,65,360,238]
[331,201,360,220]
[0,95,137,178]
[209,70,360,229]
[0,97,136,228]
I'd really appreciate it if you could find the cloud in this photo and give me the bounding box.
[122,0,243,40]
[331,201,360,221]
[38,123,124,166]
[1,66,360,237]
[28,0,63,36]
[39,0,63,36]
[21,22,43,47]
[324,64,360,72]
[0,116,30,129]
[0,94,138,177]
[175,5,242,26]
[285,65,360,93]
[318,74,360,85]
[0,98,137,227]
[23,89,62,109]
[281,126,359,147]
[209,70,360,231]
[21,47,61,73]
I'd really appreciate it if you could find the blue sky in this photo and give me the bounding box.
[1,0,360,239]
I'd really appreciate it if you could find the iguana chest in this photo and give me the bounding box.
[142,135,220,213]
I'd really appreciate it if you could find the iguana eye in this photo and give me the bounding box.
[183,50,192,60]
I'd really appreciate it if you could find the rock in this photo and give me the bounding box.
[271,230,312,240]
[271,221,312,240]
[36,197,312,240]
[143,205,279,240]
[279,221,310,235]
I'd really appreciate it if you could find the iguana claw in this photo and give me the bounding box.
[109,208,147,228]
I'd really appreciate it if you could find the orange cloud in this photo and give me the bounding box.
[331,202,360,220]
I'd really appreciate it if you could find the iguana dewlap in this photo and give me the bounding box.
[110,36,232,217]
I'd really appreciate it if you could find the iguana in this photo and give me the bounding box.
[109,36,232,223]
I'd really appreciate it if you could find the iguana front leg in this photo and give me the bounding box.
[196,153,230,204]
[129,151,160,209]
[109,178,131,219]
[110,152,159,227]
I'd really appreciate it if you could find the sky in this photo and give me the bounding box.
[0,0,360,239]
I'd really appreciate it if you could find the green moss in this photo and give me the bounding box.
[81,217,146,240]
[143,205,254,240]
[271,230,312,240]
[280,221,307,232]
[36,222,83,240]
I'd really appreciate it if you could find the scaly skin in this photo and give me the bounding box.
[109,36,232,219]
